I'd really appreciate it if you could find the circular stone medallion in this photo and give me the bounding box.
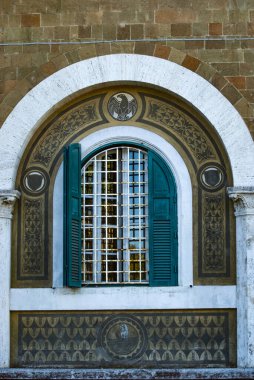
[99,315,147,361]
[108,93,137,121]
[22,168,49,195]
[199,164,225,191]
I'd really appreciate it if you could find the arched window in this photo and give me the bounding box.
[63,143,178,288]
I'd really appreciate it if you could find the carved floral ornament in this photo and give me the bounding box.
[228,187,254,215]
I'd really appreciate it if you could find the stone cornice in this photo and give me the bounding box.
[227,187,254,216]
[0,190,21,219]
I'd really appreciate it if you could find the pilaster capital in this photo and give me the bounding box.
[0,190,21,219]
[227,187,254,216]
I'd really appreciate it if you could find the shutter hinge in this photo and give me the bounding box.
[173,196,177,204]
[174,231,178,239]
[174,265,177,273]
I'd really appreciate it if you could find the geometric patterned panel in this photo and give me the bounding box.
[11,310,236,368]
[21,198,44,278]
[202,194,226,274]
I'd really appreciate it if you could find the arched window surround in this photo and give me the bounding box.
[53,126,193,289]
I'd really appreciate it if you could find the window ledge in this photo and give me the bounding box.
[10,286,236,311]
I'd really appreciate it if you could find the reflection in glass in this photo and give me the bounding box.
[81,147,149,284]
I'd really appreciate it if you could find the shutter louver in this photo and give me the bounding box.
[148,151,178,286]
[63,143,82,287]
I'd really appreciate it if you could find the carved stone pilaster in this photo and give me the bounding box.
[0,190,21,219]
[228,187,254,216]
[0,189,20,367]
[227,186,254,367]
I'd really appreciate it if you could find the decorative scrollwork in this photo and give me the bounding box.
[31,103,98,167]
[147,101,215,162]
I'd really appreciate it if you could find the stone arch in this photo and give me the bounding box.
[0,43,253,130]
[0,53,253,190]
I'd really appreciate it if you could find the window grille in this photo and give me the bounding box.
[81,147,149,284]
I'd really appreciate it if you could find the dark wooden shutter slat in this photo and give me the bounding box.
[63,143,81,288]
[148,151,178,286]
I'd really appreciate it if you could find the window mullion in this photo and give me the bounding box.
[138,150,141,283]
[105,151,108,283]
[117,148,122,283]
[145,156,149,282]
[122,147,129,283]
[96,158,101,284]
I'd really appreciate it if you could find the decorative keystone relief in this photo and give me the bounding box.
[108,93,137,121]
[11,310,236,368]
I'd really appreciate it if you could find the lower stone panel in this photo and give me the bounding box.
[11,310,236,368]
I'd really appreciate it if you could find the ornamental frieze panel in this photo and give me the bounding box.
[22,198,44,276]
[202,194,226,273]
[30,96,104,168]
[11,310,236,368]
[139,94,217,164]
[13,86,235,287]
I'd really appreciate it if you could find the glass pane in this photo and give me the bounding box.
[85,198,93,205]
[81,146,149,284]
[85,184,93,194]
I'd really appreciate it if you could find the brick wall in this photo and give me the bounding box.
[1,0,254,137]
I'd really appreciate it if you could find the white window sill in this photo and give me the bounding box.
[10,285,236,311]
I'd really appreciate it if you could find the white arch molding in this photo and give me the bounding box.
[0,54,254,188]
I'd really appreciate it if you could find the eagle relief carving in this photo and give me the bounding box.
[108,93,137,121]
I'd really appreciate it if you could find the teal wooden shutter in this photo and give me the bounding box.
[63,143,82,287]
[148,151,178,286]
